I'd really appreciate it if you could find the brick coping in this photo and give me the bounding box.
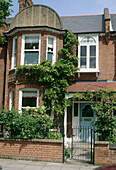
[0,138,63,143]
[95,141,109,145]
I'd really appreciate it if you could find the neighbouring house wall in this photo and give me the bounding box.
[0,139,63,163]
[94,141,116,165]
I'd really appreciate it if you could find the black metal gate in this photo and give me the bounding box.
[71,126,95,164]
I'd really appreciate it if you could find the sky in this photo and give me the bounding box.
[10,0,116,18]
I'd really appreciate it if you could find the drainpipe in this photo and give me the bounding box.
[62,114,64,163]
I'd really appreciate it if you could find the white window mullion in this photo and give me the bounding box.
[78,45,80,68]
[19,90,23,112]
[9,90,13,110]
[53,36,56,64]
[96,35,99,71]
[12,36,17,69]
[36,89,39,107]
[87,45,89,69]
[21,35,25,65]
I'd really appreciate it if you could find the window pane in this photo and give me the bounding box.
[22,91,37,107]
[48,37,53,46]
[90,46,96,56]
[47,53,53,62]
[14,38,17,67]
[14,53,16,66]
[25,36,39,49]
[23,91,37,97]
[22,98,36,107]
[80,46,86,56]
[15,38,17,51]
[90,57,96,68]
[24,51,39,64]
[74,103,78,117]
[80,57,86,68]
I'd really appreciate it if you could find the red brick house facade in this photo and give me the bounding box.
[0,0,116,145]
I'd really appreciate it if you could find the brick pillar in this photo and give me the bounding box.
[94,141,109,165]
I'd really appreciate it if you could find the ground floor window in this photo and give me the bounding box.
[19,88,39,111]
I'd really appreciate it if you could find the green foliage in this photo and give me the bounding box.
[93,99,116,142]
[0,107,61,139]
[0,0,13,44]
[16,30,79,115]
[64,147,71,162]
[47,131,63,139]
[73,88,116,143]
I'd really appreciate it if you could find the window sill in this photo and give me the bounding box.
[9,68,16,72]
[77,69,100,77]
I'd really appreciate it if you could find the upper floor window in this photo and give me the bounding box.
[21,34,41,65]
[78,35,99,72]
[47,35,56,64]
[12,36,17,69]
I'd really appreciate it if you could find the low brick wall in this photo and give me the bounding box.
[0,139,63,163]
[94,141,116,165]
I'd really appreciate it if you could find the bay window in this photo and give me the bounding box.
[78,35,98,72]
[21,34,41,65]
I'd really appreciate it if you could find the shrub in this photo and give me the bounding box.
[93,99,116,142]
[0,107,58,139]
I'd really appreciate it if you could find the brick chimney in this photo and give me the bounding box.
[104,8,110,44]
[19,0,33,12]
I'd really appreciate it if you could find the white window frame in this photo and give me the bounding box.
[21,34,41,65]
[46,35,56,64]
[9,88,14,110]
[12,36,17,69]
[78,34,99,72]
[18,88,39,112]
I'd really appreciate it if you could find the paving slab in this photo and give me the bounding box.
[0,158,99,170]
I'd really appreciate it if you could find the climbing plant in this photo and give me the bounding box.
[73,88,116,142]
[16,30,79,115]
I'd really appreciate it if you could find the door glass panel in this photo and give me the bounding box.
[74,103,78,117]
[82,104,93,117]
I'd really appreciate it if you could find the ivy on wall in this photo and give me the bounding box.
[16,30,79,115]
